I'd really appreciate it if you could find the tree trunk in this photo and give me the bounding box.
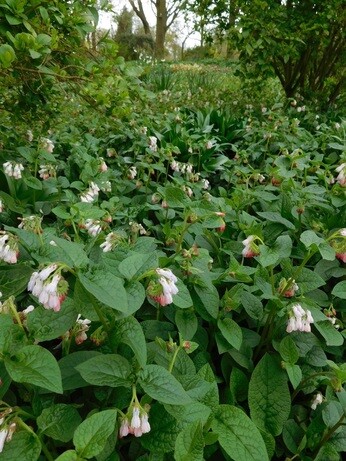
[128,0,152,36]
[155,0,167,59]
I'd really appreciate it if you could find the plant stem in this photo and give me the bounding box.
[92,302,109,333]
[168,346,181,373]
[312,413,345,459]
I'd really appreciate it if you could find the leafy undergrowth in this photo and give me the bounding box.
[0,67,346,461]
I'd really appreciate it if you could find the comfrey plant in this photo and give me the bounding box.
[0,74,346,461]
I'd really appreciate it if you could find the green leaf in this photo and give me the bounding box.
[314,321,344,346]
[59,351,101,391]
[258,235,292,267]
[0,361,11,399]
[197,363,219,411]
[314,443,340,461]
[0,315,27,354]
[138,364,192,405]
[5,345,62,394]
[194,279,219,319]
[296,268,325,293]
[322,401,343,429]
[141,403,183,453]
[55,451,78,461]
[37,404,82,442]
[51,206,71,219]
[211,404,268,461]
[0,43,16,68]
[125,280,146,314]
[300,230,323,248]
[283,419,305,454]
[26,297,76,342]
[230,367,249,403]
[78,271,128,313]
[29,49,41,59]
[23,176,43,190]
[165,186,190,207]
[73,410,118,459]
[174,421,204,461]
[173,280,193,309]
[5,14,22,25]
[175,309,198,340]
[118,253,157,279]
[332,280,346,299]
[248,353,291,436]
[257,212,295,229]
[114,316,147,367]
[42,235,89,269]
[0,264,33,298]
[285,363,302,389]
[241,291,263,320]
[165,401,211,425]
[217,318,242,350]
[279,336,299,364]
[76,354,132,388]
[0,430,41,461]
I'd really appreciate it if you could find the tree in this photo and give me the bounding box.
[189,0,345,105]
[127,0,185,59]
[0,0,111,117]
[114,6,154,59]
[237,0,345,104]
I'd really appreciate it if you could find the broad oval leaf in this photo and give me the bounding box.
[76,354,132,388]
[73,409,118,459]
[5,345,62,394]
[211,404,268,461]
[138,364,192,405]
[248,353,291,436]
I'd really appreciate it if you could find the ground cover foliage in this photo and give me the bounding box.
[1,43,346,461]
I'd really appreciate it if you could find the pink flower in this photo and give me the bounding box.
[119,418,130,438]
[242,235,260,258]
[336,252,346,263]
[286,304,314,333]
[27,264,68,312]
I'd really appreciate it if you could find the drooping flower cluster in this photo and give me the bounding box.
[335,163,346,187]
[18,215,43,234]
[330,228,346,263]
[100,231,125,252]
[201,178,210,189]
[0,233,19,264]
[129,221,147,235]
[27,129,33,142]
[148,268,179,306]
[311,392,323,410]
[38,164,56,180]
[41,137,54,153]
[27,264,68,312]
[205,140,215,149]
[278,278,299,298]
[74,315,91,345]
[182,185,193,197]
[119,406,150,438]
[84,219,102,237]
[0,199,3,213]
[127,166,137,180]
[242,235,260,258]
[324,306,340,330]
[80,182,100,203]
[148,136,158,151]
[286,304,314,333]
[3,161,24,179]
[99,158,108,172]
[0,416,16,453]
